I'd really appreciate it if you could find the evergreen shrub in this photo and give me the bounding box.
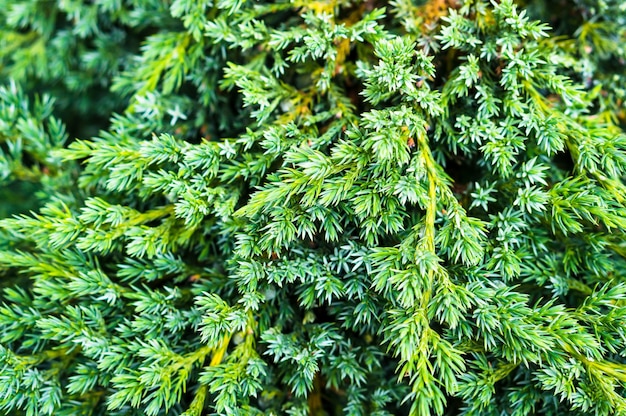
[1,0,626,414]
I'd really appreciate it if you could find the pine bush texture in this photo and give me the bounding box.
[1,0,626,415]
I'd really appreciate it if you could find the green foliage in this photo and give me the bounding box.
[1,0,626,415]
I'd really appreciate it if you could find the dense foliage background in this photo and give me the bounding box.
[1,0,626,415]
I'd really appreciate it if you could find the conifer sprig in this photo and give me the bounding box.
[1,0,625,415]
